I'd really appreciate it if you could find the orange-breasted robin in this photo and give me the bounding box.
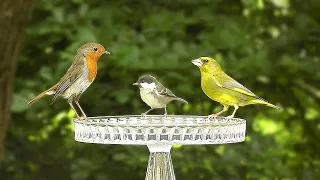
[28,42,110,119]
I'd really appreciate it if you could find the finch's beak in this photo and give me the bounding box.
[191,58,203,67]
[133,82,139,86]
[104,51,110,54]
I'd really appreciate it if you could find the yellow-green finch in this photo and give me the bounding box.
[192,57,280,118]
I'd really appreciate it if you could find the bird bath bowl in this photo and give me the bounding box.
[74,115,246,180]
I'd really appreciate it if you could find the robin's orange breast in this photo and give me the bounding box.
[85,52,101,82]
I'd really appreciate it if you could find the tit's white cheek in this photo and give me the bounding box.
[140,82,156,89]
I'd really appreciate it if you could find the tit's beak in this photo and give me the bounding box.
[191,58,203,67]
[104,51,110,54]
[133,82,139,86]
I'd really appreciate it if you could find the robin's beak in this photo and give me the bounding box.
[191,58,203,67]
[133,82,139,86]
[104,51,110,54]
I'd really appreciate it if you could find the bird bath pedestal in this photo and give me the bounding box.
[74,115,246,180]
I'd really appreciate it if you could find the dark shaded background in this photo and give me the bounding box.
[1,0,320,179]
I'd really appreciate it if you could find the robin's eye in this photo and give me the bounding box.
[93,47,98,51]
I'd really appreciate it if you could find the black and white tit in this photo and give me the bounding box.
[133,75,188,115]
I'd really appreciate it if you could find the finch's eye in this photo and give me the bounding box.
[204,60,209,63]
[93,47,98,51]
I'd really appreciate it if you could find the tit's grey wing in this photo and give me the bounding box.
[51,54,85,104]
[155,83,176,98]
[155,82,188,104]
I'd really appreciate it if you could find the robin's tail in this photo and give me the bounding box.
[252,98,280,110]
[28,87,56,105]
[174,97,188,104]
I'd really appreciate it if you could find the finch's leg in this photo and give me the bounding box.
[226,105,239,119]
[142,108,154,115]
[208,105,229,119]
[68,99,81,119]
[75,101,87,120]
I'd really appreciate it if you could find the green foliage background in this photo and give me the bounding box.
[1,0,320,179]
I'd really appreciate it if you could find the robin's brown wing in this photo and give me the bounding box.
[51,54,85,104]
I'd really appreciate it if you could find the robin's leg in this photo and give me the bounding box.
[208,104,229,119]
[75,101,87,119]
[68,98,81,119]
[74,95,87,119]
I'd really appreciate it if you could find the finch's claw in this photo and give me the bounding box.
[207,114,219,120]
[210,113,220,118]
[225,115,234,119]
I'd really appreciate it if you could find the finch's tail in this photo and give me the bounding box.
[174,97,188,104]
[252,98,280,110]
[28,88,56,105]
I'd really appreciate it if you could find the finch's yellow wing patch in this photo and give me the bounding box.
[231,88,256,97]
[213,74,257,97]
[212,76,223,88]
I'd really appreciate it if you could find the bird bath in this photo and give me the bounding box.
[74,115,246,180]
